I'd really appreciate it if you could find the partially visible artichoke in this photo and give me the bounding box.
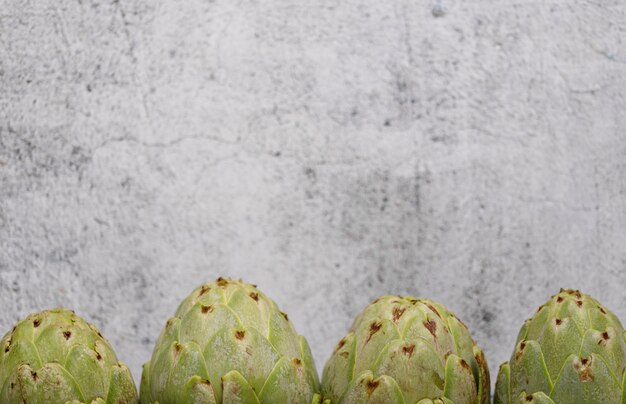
[322,295,490,404]
[0,308,138,404]
[140,277,322,403]
[495,289,626,403]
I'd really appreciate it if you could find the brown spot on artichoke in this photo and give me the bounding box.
[198,285,210,296]
[334,338,346,353]
[63,331,71,340]
[562,289,582,299]
[423,319,437,337]
[475,350,485,364]
[366,321,382,343]
[515,341,527,361]
[426,303,442,318]
[574,357,594,382]
[201,305,213,314]
[402,344,415,357]
[249,292,259,301]
[366,379,379,394]
[235,330,246,340]
[33,319,40,327]
[392,307,405,322]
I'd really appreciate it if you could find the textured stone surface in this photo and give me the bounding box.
[1,0,625,390]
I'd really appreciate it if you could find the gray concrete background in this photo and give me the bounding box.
[1,0,625,392]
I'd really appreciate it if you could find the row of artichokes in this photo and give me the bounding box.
[1,279,624,403]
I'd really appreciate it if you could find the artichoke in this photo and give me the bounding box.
[140,278,322,403]
[322,295,490,404]
[494,288,626,403]
[0,308,138,403]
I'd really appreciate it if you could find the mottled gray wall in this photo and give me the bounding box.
[1,0,625,391]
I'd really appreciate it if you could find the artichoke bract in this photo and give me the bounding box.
[0,308,138,404]
[321,295,490,404]
[494,289,626,403]
[140,278,322,404]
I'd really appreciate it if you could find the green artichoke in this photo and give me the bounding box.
[140,278,323,403]
[494,289,626,403]
[0,308,138,403]
[321,295,490,404]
